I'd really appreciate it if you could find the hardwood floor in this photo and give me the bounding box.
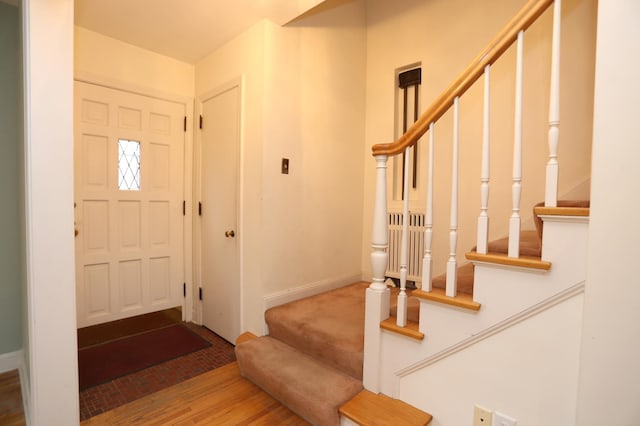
[82,362,309,425]
[0,369,25,425]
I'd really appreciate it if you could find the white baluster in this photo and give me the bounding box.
[370,155,389,291]
[477,65,491,255]
[397,148,410,327]
[422,123,435,291]
[446,98,460,297]
[546,0,561,207]
[509,30,524,258]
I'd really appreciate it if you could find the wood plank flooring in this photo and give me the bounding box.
[82,362,309,425]
[0,369,26,425]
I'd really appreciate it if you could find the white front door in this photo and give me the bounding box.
[199,84,241,344]
[74,81,185,328]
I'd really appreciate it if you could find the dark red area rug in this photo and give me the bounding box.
[78,324,211,390]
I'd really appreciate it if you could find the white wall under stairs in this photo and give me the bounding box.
[374,214,588,424]
[399,288,583,426]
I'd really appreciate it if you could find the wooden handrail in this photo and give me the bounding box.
[371,0,554,157]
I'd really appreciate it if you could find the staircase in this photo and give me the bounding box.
[234,200,588,424]
[236,0,591,424]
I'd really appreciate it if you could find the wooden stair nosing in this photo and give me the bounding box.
[235,331,258,346]
[465,251,551,270]
[380,317,424,341]
[340,389,433,426]
[534,206,590,217]
[412,287,481,311]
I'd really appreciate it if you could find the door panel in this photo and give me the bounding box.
[200,85,241,344]
[74,81,185,327]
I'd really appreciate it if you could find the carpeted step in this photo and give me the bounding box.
[432,262,475,295]
[389,288,421,323]
[265,282,368,380]
[236,336,363,426]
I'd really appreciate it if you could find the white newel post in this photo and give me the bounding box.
[546,0,561,207]
[364,154,390,392]
[422,123,435,291]
[446,98,460,297]
[509,30,524,258]
[397,148,411,327]
[477,66,491,254]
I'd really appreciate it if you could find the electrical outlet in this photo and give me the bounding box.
[473,404,493,426]
[494,412,517,426]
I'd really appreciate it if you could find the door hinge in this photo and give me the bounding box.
[182,200,186,216]
[199,287,203,301]
[184,116,187,132]
[199,115,203,129]
[183,283,186,298]
[198,202,202,216]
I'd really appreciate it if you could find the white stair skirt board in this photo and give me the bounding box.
[372,215,589,397]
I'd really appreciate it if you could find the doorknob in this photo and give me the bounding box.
[225,230,235,238]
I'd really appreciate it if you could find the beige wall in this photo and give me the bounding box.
[260,1,367,295]
[577,1,640,424]
[360,0,596,280]
[75,26,194,98]
[195,0,367,334]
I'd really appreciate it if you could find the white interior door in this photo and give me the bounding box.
[74,81,185,328]
[200,84,241,344]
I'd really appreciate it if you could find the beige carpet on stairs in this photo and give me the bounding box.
[236,336,362,426]
[265,281,369,380]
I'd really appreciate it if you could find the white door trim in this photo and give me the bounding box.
[195,77,244,332]
[73,76,195,322]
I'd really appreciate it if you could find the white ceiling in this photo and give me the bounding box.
[74,0,327,64]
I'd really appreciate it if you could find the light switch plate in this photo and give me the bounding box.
[281,158,289,174]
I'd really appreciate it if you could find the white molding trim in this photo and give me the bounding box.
[396,281,585,378]
[19,363,30,423]
[0,350,29,423]
[0,349,24,374]
[74,71,192,106]
[264,273,363,311]
[539,214,590,224]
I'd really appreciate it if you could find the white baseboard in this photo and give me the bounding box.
[19,363,29,424]
[0,350,29,422]
[0,349,24,374]
[263,273,363,311]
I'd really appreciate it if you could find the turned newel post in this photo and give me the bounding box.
[364,154,390,393]
[370,155,389,291]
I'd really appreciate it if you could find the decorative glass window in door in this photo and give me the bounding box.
[118,139,140,190]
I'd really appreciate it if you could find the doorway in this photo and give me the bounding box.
[74,81,186,327]
[197,82,242,344]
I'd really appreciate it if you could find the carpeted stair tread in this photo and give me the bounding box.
[476,229,542,258]
[236,336,363,426]
[265,282,369,380]
[389,288,420,323]
[432,262,475,295]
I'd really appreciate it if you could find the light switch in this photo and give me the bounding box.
[281,158,289,174]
